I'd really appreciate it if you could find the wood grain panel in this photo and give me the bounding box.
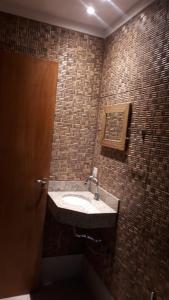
[0,51,58,298]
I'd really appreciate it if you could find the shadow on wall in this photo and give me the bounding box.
[101,147,127,162]
[86,225,118,290]
[42,206,85,257]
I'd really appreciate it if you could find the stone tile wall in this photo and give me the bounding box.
[89,0,169,299]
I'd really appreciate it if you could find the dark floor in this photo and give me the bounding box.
[31,279,94,300]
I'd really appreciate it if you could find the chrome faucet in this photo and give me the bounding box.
[85,175,100,200]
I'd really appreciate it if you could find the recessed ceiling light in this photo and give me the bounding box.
[87,6,95,15]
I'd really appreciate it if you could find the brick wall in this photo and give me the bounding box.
[89,0,169,299]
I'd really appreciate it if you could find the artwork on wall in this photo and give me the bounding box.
[100,103,131,151]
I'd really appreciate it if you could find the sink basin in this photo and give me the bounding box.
[48,191,117,228]
[62,194,99,214]
[63,194,90,205]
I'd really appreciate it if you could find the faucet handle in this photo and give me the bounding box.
[84,175,92,184]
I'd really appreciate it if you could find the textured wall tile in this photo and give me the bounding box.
[89,0,169,299]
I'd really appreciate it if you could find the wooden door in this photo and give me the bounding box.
[0,51,58,298]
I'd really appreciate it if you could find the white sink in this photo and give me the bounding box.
[62,194,99,214]
[62,194,90,205]
[48,191,117,228]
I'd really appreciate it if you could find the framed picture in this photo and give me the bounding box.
[100,103,131,151]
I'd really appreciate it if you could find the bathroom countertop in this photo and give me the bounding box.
[48,180,120,211]
[48,191,116,214]
[48,191,117,229]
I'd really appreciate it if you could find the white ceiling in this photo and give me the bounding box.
[0,0,155,38]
